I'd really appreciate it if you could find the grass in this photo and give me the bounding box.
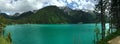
[0,23,12,44]
[97,29,120,44]
[0,35,12,44]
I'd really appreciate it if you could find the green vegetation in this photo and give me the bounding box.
[0,6,100,44]
[95,0,120,44]
[0,14,12,25]
[97,30,120,44]
[14,6,69,24]
[0,35,12,44]
[0,23,12,44]
[0,6,99,24]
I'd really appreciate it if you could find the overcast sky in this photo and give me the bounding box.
[0,0,98,15]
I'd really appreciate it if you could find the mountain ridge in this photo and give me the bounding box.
[0,6,99,24]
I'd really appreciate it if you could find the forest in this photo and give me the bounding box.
[0,0,120,44]
[95,0,120,44]
[0,6,99,24]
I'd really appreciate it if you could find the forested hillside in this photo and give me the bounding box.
[0,6,100,24]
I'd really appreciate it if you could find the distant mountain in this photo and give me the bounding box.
[10,11,34,19]
[0,13,11,24]
[10,6,69,24]
[0,13,10,18]
[0,6,100,24]
[60,6,98,23]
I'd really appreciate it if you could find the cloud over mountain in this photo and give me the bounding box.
[0,0,98,15]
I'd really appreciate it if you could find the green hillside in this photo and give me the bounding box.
[0,6,99,24]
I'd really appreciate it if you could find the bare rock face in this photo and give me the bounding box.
[108,36,120,44]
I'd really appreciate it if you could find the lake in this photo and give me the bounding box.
[4,24,109,44]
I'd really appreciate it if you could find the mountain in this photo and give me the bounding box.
[0,13,10,18]
[10,11,34,19]
[0,13,11,24]
[0,6,99,24]
[60,6,98,23]
[11,6,70,24]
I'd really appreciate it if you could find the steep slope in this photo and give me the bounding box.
[13,6,69,24]
[0,6,99,24]
[61,7,98,23]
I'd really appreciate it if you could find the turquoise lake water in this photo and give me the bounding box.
[4,24,109,44]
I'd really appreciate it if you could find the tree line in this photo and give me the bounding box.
[95,0,120,44]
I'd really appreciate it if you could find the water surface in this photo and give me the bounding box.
[4,24,108,44]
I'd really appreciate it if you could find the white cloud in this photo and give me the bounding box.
[66,0,72,4]
[49,0,66,7]
[0,0,98,15]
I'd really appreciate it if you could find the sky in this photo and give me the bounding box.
[0,0,99,15]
